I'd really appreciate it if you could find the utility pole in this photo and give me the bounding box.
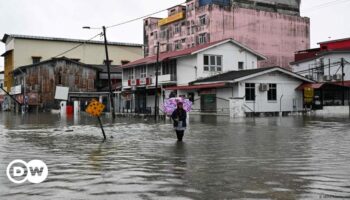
[341,58,345,105]
[102,26,116,119]
[154,42,160,121]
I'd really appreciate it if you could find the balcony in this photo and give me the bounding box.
[153,74,177,85]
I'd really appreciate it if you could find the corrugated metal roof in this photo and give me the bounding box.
[2,34,143,47]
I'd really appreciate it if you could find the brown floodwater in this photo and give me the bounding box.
[0,112,350,199]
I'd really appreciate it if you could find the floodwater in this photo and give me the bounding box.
[0,113,350,200]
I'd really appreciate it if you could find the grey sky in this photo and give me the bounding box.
[0,0,349,71]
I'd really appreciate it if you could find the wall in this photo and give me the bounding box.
[17,59,97,108]
[321,40,350,51]
[238,71,304,112]
[144,3,309,69]
[176,56,197,85]
[177,42,259,85]
[10,38,143,68]
[4,51,13,91]
[314,106,350,116]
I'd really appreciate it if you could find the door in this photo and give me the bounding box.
[200,94,217,112]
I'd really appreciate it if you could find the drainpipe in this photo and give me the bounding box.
[280,95,284,116]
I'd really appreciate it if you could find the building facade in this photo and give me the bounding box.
[291,37,350,82]
[0,71,4,109]
[1,34,143,91]
[170,67,313,115]
[144,0,309,69]
[121,39,265,113]
[12,58,102,111]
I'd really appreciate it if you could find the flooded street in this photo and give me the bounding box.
[0,113,350,199]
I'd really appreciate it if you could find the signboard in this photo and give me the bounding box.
[10,85,22,95]
[304,87,314,104]
[54,86,69,100]
[139,78,152,85]
[158,12,185,26]
[85,99,105,117]
[304,87,314,98]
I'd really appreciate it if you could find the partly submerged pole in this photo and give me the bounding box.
[97,116,107,140]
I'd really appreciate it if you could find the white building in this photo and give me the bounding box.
[121,39,312,115]
[172,67,313,116]
[121,39,265,113]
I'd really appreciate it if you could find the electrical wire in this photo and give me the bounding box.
[52,32,102,58]
[302,0,350,12]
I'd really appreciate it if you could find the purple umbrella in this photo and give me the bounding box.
[162,97,192,115]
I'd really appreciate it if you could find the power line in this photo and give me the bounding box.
[52,33,102,58]
[302,0,350,12]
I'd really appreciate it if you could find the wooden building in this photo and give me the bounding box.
[12,57,115,111]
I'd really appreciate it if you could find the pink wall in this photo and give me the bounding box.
[144,2,310,69]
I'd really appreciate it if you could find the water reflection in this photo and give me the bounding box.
[0,113,350,199]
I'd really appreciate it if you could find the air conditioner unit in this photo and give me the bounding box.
[259,84,269,92]
[323,75,332,81]
[333,74,343,81]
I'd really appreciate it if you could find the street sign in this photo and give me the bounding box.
[54,86,69,100]
[85,99,105,117]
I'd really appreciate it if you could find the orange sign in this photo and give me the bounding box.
[85,99,105,117]
[304,87,314,98]
[158,12,185,26]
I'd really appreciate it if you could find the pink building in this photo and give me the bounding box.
[144,0,310,69]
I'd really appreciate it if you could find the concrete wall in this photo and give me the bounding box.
[177,42,259,85]
[144,2,309,69]
[9,38,143,68]
[239,72,304,112]
[315,106,350,116]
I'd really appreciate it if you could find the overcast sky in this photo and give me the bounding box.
[0,0,349,71]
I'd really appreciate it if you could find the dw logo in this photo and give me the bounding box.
[6,160,48,184]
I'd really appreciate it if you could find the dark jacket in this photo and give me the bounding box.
[171,108,187,128]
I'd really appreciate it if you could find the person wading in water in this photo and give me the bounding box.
[171,102,187,141]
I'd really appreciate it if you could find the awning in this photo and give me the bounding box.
[296,83,325,90]
[164,83,227,90]
[296,82,350,90]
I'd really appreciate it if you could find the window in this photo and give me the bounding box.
[245,83,255,101]
[174,23,181,33]
[32,56,41,64]
[204,55,222,72]
[199,33,207,44]
[181,38,186,43]
[268,84,277,101]
[125,68,134,80]
[238,62,244,70]
[175,40,181,50]
[140,66,147,78]
[199,15,206,26]
[154,31,158,39]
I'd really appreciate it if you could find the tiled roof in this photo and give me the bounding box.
[122,38,266,68]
